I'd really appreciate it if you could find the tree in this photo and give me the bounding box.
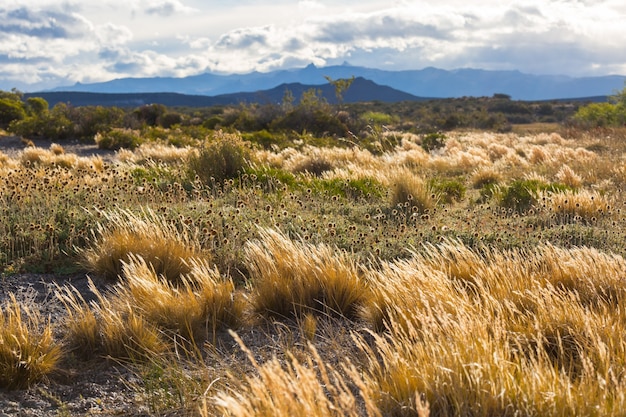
[0,98,26,129]
[324,76,355,105]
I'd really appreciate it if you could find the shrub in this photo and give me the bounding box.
[573,102,626,128]
[0,98,26,128]
[430,178,466,204]
[95,128,143,150]
[420,132,447,152]
[0,294,62,389]
[499,179,569,213]
[187,132,250,185]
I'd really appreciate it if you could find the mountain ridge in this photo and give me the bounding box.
[47,64,626,101]
[27,77,428,108]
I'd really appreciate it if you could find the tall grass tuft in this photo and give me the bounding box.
[389,168,437,212]
[80,207,207,281]
[187,131,251,185]
[0,294,63,389]
[246,228,369,320]
[212,331,374,417]
[59,256,243,360]
[117,255,243,343]
[58,278,166,361]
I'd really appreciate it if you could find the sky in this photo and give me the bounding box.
[1,0,626,91]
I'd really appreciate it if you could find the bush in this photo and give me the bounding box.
[0,98,26,128]
[420,132,447,152]
[499,179,570,213]
[430,178,466,204]
[95,128,143,150]
[573,102,626,128]
[187,132,250,185]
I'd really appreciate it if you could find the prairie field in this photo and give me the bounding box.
[2,125,626,416]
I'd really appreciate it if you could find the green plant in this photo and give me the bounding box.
[420,132,447,152]
[430,178,466,204]
[499,179,570,213]
[95,128,143,150]
[187,132,251,185]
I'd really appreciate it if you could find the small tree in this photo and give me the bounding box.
[324,75,355,105]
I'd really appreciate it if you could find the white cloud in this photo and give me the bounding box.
[144,0,196,17]
[1,0,626,90]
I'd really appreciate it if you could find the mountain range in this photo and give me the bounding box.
[46,64,626,102]
[28,77,425,108]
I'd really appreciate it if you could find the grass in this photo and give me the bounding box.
[79,207,208,282]
[246,228,369,320]
[4,126,626,415]
[0,294,63,389]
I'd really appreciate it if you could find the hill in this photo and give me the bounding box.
[27,77,426,107]
[48,64,626,101]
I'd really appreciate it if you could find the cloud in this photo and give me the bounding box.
[144,0,196,17]
[0,5,92,39]
[2,0,626,91]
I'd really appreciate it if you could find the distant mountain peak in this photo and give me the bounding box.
[46,65,626,100]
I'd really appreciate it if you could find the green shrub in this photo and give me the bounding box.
[430,178,466,203]
[0,98,26,129]
[95,128,143,150]
[362,111,396,126]
[499,179,570,212]
[187,132,250,185]
[573,102,626,128]
[420,132,447,152]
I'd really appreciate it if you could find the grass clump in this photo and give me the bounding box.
[80,207,207,282]
[544,189,610,223]
[58,279,165,361]
[389,169,438,212]
[117,255,243,342]
[187,131,251,185]
[59,256,242,360]
[213,332,372,417]
[0,294,62,389]
[246,228,368,320]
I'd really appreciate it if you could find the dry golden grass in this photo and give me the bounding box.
[117,143,196,164]
[59,255,243,360]
[58,278,166,361]
[5,127,626,414]
[246,228,369,320]
[116,255,243,342]
[357,240,626,416]
[212,332,373,417]
[388,168,437,212]
[543,189,611,223]
[0,294,63,389]
[80,207,208,281]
